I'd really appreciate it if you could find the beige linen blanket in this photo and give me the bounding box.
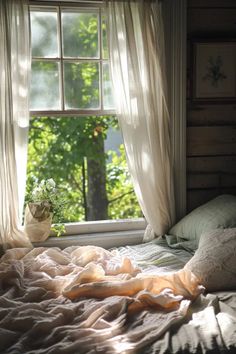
[0,245,204,354]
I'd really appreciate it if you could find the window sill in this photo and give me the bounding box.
[59,218,146,236]
[33,229,145,249]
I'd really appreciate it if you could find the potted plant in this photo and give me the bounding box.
[24,178,66,242]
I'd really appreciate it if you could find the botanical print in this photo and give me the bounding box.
[195,42,236,99]
[202,55,227,88]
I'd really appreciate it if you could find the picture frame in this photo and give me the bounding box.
[192,40,236,102]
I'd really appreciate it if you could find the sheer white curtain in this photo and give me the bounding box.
[0,0,32,248]
[106,0,175,241]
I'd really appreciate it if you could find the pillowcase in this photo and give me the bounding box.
[169,194,236,244]
[184,228,236,292]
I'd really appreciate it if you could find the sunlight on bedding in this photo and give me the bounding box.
[216,309,236,349]
[217,312,236,334]
[111,337,132,354]
[1,240,236,353]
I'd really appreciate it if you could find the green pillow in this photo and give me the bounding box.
[169,194,236,244]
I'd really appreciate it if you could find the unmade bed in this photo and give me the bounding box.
[0,232,235,354]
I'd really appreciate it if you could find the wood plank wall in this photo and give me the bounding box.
[186,0,236,211]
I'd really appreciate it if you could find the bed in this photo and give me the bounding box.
[0,195,236,354]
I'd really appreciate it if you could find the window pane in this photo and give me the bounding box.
[102,14,108,59]
[30,61,60,110]
[103,62,115,109]
[64,62,99,109]
[30,11,58,58]
[26,116,142,223]
[62,12,99,58]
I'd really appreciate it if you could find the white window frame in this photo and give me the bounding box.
[29,1,146,245]
[46,219,146,248]
[30,2,115,115]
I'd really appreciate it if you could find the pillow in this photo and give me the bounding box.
[184,228,236,292]
[169,194,236,244]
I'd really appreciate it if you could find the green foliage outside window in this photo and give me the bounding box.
[26,116,142,224]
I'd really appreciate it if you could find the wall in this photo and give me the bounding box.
[187,0,236,211]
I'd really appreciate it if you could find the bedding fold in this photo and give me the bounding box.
[0,244,234,354]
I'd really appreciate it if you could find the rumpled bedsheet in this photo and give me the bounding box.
[0,245,203,354]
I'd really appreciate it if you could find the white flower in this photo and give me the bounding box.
[46,178,56,190]
[39,179,45,187]
[32,186,40,196]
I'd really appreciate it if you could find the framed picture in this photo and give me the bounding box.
[192,40,236,102]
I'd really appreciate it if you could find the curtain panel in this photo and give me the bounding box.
[163,0,187,222]
[0,0,31,248]
[106,0,175,240]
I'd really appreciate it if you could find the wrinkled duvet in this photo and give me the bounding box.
[0,238,236,354]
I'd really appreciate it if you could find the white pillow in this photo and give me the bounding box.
[169,195,236,245]
[184,228,236,292]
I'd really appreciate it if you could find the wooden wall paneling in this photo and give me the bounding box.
[187,126,236,156]
[188,9,236,36]
[187,156,236,173]
[187,189,222,212]
[187,173,220,189]
[187,105,236,126]
[187,188,236,211]
[188,0,236,9]
[186,0,236,212]
[187,173,236,189]
[221,174,236,187]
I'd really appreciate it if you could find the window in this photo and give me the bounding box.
[27,3,143,234]
[30,4,113,113]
